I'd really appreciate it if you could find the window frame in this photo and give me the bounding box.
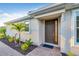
[76,13,79,43]
[23,20,30,34]
[72,9,79,45]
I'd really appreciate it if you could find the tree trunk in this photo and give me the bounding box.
[14,33,17,43]
[4,32,6,38]
[19,32,21,45]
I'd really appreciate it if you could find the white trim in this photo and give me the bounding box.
[43,20,45,44]
[34,9,65,18]
[30,4,63,14]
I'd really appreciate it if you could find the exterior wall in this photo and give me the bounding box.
[60,10,72,53]
[39,20,45,45]
[30,19,47,46]
[61,9,79,55]
[30,18,41,45]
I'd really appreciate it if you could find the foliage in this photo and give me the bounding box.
[6,35,20,44]
[0,27,6,33]
[25,39,33,46]
[20,39,32,51]
[6,35,10,39]
[10,22,26,32]
[7,22,27,44]
[15,38,20,43]
[67,51,74,56]
[21,43,29,51]
[0,27,6,37]
[0,33,5,39]
[7,36,14,43]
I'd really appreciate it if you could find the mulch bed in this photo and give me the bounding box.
[0,38,37,55]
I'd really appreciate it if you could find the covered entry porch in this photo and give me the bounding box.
[35,10,63,48]
[30,5,72,54]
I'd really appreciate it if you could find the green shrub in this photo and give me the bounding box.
[7,36,14,43]
[67,51,74,56]
[6,35,10,39]
[25,39,33,46]
[0,33,5,39]
[21,43,29,51]
[0,27,6,37]
[15,38,20,43]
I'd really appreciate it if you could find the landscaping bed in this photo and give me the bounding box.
[0,23,37,55]
[0,38,37,55]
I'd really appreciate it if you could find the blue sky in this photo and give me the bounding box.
[0,3,48,26]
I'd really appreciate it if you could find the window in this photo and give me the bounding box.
[76,12,79,42]
[25,21,30,32]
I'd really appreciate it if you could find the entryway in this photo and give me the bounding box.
[45,19,58,47]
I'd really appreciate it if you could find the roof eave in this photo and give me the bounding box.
[29,3,79,16]
[29,3,65,16]
[5,15,33,24]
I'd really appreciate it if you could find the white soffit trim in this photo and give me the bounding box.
[34,9,65,18]
[30,3,63,14]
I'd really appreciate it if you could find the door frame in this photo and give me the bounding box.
[44,19,59,47]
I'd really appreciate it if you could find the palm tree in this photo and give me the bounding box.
[9,22,26,44]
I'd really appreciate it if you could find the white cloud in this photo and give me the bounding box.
[0,11,28,26]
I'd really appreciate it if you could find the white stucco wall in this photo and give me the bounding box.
[39,20,45,45]
[30,19,45,46]
[60,10,72,53]
[30,18,41,45]
[60,9,79,55]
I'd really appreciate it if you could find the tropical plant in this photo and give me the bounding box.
[0,27,6,38]
[7,36,14,43]
[15,38,20,43]
[21,43,29,51]
[6,35,10,39]
[25,39,33,46]
[7,22,26,44]
[20,39,33,51]
[67,51,74,56]
[0,33,5,39]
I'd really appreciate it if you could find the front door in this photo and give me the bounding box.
[45,20,58,45]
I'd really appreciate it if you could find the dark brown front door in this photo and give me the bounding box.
[45,20,58,45]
